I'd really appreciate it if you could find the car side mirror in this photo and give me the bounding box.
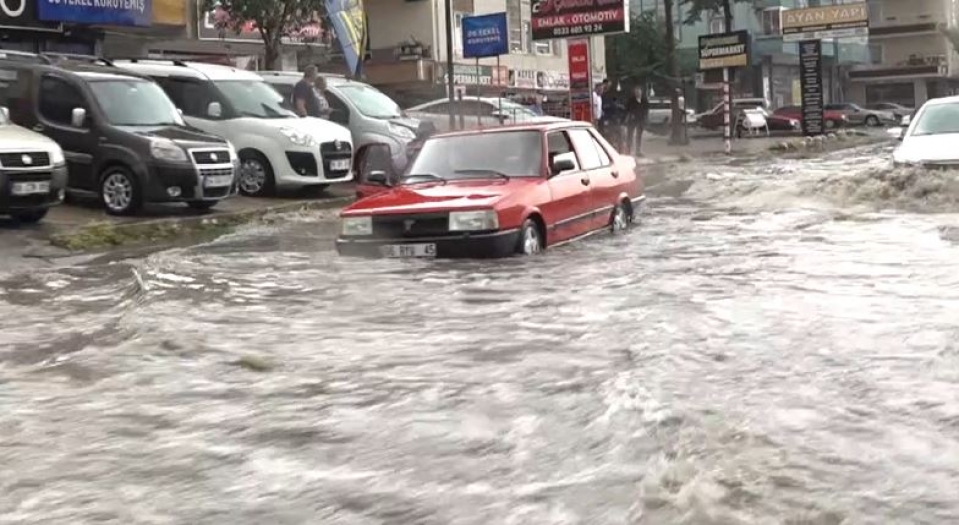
[901,115,911,126]
[550,152,577,175]
[70,107,87,128]
[330,108,349,125]
[207,101,222,118]
[177,108,184,116]
[0,106,8,120]
[355,142,395,185]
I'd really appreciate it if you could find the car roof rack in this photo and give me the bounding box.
[109,57,188,67]
[41,52,114,66]
[0,50,52,64]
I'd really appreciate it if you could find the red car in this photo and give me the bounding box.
[772,106,848,129]
[338,121,645,258]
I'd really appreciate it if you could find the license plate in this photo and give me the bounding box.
[381,243,436,258]
[204,174,233,188]
[10,181,50,196]
[330,159,350,171]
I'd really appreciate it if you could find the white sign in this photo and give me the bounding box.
[782,26,868,43]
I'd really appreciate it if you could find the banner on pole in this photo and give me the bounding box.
[462,12,508,59]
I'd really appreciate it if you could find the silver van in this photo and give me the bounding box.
[259,71,422,171]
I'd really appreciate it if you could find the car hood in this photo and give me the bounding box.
[237,116,352,141]
[344,178,539,215]
[0,123,60,152]
[389,116,421,132]
[119,125,227,147]
[895,133,959,163]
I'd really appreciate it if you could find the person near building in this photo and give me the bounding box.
[625,85,650,156]
[293,65,322,118]
[592,82,605,130]
[313,75,332,119]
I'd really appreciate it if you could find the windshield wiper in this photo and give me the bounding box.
[453,169,510,180]
[401,173,447,185]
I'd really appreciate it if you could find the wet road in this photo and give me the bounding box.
[2,143,958,524]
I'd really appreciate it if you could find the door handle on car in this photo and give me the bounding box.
[33,124,44,132]
[580,177,590,186]
[611,170,619,178]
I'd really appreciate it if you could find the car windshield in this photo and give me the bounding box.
[335,83,401,119]
[406,130,543,179]
[497,100,537,118]
[90,79,184,126]
[910,103,959,136]
[214,80,295,119]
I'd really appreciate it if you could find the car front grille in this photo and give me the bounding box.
[0,151,51,168]
[372,212,449,238]
[320,140,352,179]
[191,149,231,165]
[199,167,234,178]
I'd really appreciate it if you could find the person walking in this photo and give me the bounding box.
[313,75,332,119]
[292,65,322,118]
[625,86,650,156]
[592,82,604,129]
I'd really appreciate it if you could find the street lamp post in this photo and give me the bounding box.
[444,0,456,129]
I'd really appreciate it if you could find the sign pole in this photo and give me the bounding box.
[476,56,482,127]
[799,39,824,137]
[444,0,456,130]
[723,67,731,154]
[497,54,502,117]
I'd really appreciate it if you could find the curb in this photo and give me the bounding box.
[48,196,353,252]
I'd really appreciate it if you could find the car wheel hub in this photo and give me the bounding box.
[613,206,629,231]
[102,173,132,211]
[240,160,266,193]
[523,226,541,255]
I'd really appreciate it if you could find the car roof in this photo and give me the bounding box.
[410,96,527,108]
[257,70,368,88]
[0,57,149,81]
[428,119,585,139]
[921,95,959,107]
[111,59,264,81]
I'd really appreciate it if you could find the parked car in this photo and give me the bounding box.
[337,120,645,258]
[405,96,546,132]
[866,102,913,121]
[772,105,848,130]
[258,70,421,172]
[695,98,769,130]
[736,108,801,136]
[646,98,696,131]
[892,96,959,167]
[0,105,68,223]
[112,59,353,197]
[0,54,238,215]
[824,102,896,127]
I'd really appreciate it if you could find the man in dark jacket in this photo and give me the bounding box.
[293,65,322,118]
[625,86,650,156]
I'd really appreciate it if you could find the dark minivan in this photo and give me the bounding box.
[0,54,239,215]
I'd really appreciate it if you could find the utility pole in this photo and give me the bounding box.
[664,0,685,145]
[444,0,456,130]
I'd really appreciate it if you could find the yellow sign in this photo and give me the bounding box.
[782,3,868,35]
[152,0,185,25]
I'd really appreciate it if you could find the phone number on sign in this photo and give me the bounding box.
[547,23,609,37]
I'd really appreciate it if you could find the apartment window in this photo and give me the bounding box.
[508,0,523,53]
[709,18,724,34]
[868,42,883,65]
[523,21,532,54]
[761,8,783,35]
[535,40,552,55]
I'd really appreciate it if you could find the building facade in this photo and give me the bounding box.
[847,0,959,107]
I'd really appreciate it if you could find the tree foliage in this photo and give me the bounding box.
[201,0,325,69]
[605,12,669,86]
[682,0,746,27]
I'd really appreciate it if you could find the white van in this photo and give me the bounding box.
[112,59,353,196]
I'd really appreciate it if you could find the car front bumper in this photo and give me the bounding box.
[336,229,521,259]
[0,164,68,213]
[142,161,238,203]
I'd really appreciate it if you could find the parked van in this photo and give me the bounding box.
[258,71,420,172]
[0,105,68,223]
[113,60,354,197]
[0,54,238,215]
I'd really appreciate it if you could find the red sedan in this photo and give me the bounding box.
[772,106,848,129]
[337,121,645,258]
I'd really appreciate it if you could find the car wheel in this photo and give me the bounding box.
[11,208,48,224]
[610,202,631,233]
[865,115,880,127]
[188,201,217,212]
[516,219,543,256]
[100,166,141,216]
[238,151,275,197]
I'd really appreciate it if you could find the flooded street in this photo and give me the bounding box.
[2,143,958,524]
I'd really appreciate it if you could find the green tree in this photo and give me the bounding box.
[682,0,749,31]
[201,0,325,69]
[605,12,669,83]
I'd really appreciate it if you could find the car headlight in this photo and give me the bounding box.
[790,119,799,127]
[279,127,316,147]
[341,216,372,236]
[49,147,65,166]
[150,139,188,162]
[388,123,416,140]
[449,210,498,232]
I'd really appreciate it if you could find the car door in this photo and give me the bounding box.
[35,74,98,191]
[542,130,595,241]
[567,127,614,230]
[157,76,224,137]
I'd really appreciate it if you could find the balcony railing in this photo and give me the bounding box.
[850,54,947,79]
[868,12,943,36]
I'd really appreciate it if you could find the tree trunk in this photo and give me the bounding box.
[722,0,733,33]
[664,0,685,145]
[264,37,282,70]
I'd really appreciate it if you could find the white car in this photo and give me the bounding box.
[0,107,68,223]
[112,59,353,197]
[406,96,548,132]
[892,96,959,167]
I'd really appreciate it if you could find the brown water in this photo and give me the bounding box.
[1,143,958,524]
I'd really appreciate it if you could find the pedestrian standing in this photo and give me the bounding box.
[313,75,332,119]
[625,86,650,156]
[592,82,604,129]
[293,65,322,118]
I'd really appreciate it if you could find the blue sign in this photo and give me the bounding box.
[38,0,152,27]
[462,13,508,59]
[325,0,367,77]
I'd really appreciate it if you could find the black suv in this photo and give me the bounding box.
[0,54,239,215]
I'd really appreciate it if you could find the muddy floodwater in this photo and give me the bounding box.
[2,143,958,524]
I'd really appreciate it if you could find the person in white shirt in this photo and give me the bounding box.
[592,83,604,124]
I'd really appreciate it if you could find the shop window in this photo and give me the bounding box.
[39,75,86,127]
[761,8,783,35]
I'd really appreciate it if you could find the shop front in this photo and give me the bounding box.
[0,0,100,54]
